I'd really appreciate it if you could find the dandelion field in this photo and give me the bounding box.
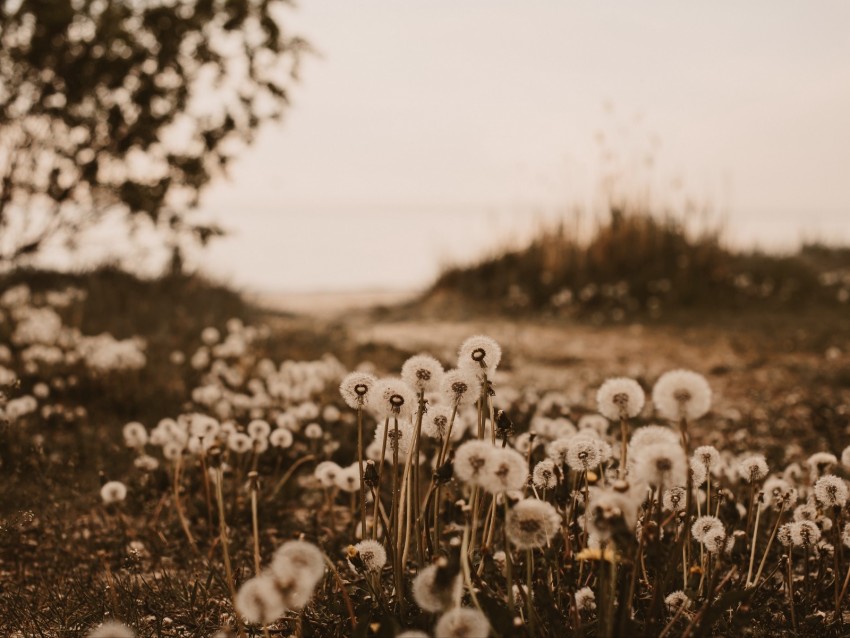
[2,270,850,638]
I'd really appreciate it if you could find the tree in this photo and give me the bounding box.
[0,0,308,265]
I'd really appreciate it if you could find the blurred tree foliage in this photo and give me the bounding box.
[0,0,308,264]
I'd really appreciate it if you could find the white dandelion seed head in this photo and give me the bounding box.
[354,540,387,573]
[814,475,849,508]
[663,486,687,512]
[412,562,462,613]
[532,459,558,490]
[652,369,711,421]
[454,440,497,485]
[566,437,603,472]
[334,464,361,493]
[703,527,727,553]
[271,540,325,588]
[842,522,850,549]
[575,586,596,612]
[777,523,794,546]
[782,462,805,483]
[374,418,415,458]
[304,423,325,440]
[689,458,708,487]
[401,354,444,393]
[247,419,271,441]
[235,575,287,625]
[188,413,220,439]
[422,405,460,441]
[793,501,818,522]
[807,452,838,479]
[457,335,502,378]
[369,377,417,420]
[533,416,577,441]
[397,631,430,638]
[632,442,687,488]
[738,455,769,483]
[122,422,147,449]
[315,461,342,488]
[596,377,645,421]
[479,447,528,493]
[340,371,378,409]
[270,428,294,449]
[586,487,641,539]
[439,368,482,408]
[546,437,572,466]
[86,622,136,638]
[629,425,680,453]
[762,477,797,511]
[275,412,299,432]
[228,432,253,454]
[578,413,610,436]
[434,607,491,638]
[134,454,159,471]
[841,445,850,469]
[790,520,821,547]
[691,515,723,543]
[664,591,691,614]
[100,480,127,505]
[506,499,562,549]
[693,445,720,471]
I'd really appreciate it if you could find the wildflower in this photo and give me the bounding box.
[454,440,497,485]
[738,455,769,483]
[134,454,159,471]
[532,459,558,490]
[691,515,723,543]
[587,488,640,539]
[374,418,415,457]
[506,499,561,549]
[304,423,323,439]
[596,377,645,421]
[353,540,386,573]
[665,591,691,614]
[235,575,287,625]
[271,539,326,587]
[412,559,462,612]
[335,464,361,492]
[813,475,849,507]
[807,452,838,478]
[87,622,136,638]
[457,335,502,377]
[762,477,797,510]
[703,527,727,553]
[547,437,572,466]
[790,520,821,547]
[440,368,481,408]
[101,481,127,505]
[693,445,720,472]
[315,461,342,488]
[270,428,294,448]
[247,419,271,440]
[339,371,378,409]
[479,447,527,493]
[652,370,711,421]
[122,422,147,449]
[370,378,417,420]
[575,586,596,612]
[632,442,687,488]
[842,522,850,549]
[578,413,609,436]
[794,502,818,522]
[778,523,794,546]
[228,432,253,454]
[842,445,850,468]
[422,405,461,440]
[401,354,444,393]
[434,607,491,638]
[629,425,680,452]
[567,437,602,472]
[663,486,687,512]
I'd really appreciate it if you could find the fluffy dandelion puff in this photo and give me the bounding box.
[397,632,430,638]
[354,539,387,573]
[100,480,127,505]
[270,428,294,448]
[762,477,797,510]
[546,437,572,466]
[794,502,818,522]
[401,354,444,393]
[87,621,136,638]
[340,372,378,409]
[370,377,417,420]
[457,335,502,377]
[738,455,769,483]
[842,522,850,549]
[412,561,462,612]
[479,447,528,493]
[374,418,415,457]
[578,413,609,436]
[122,422,147,449]
[629,425,679,452]
[228,432,253,454]
[596,377,645,421]
[665,591,691,614]
[790,520,821,547]
[567,437,603,472]
[587,488,640,539]
[842,445,850,469]
[271,539,326,587]
[505,498,561,549]
[693,445,720,471]
[807,452,838,478]
[434,607,491,638]
[247,419,271,440]
[314,461,342,488]
[575,586,596,612]
[632,442,687,488]
[777,523,794,546]
[235,575,287,625]
[689,458,708,487]
[532,459,558,490]
[440,368,482,408]
[814,475,849,507]
[334,464,361,492]
[652,369,712,421]
[691,515,724,542]
[454,440,497,485]
[304,422,324,440]
[703,527,727,553]
[663,486,687,512]
[422,405,461,440]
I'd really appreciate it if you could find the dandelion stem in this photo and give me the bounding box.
[746,496,762,587]
[356,406,367,537]
[267,454,317,500]
[618,415,628,479]
[751,503,785,588]
[786,553,798,633]
[503,497,515,615]
[172,454,198,554]
[215,465,246,638]
[249,471,261,576]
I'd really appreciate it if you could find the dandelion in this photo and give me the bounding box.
[587,488,640,540]
[479,447,527,493]
[807,452,838,478]
[370,377,417,420]
[629,425,680,452]
[122,422,147,449]
[457,334,502,377]
[575,586,596,612]
[703,527,727,553]
[100,480,127,505]
[532,459,558,490]
[790,520,821,547]
[87,622,136,638]
[374,417,415,457]
[304,422,324,440]
[777,523,794,547]
[335,464,361,492]
[134,454,159,471]
[340,371,378,409]
[814,475,849,507]
[738,455,769,483]
[271,539,326,587]
[664,591,691,614]
[412,560,462,612]
[652,370,711,421]
[632,442,687,488]
[578,413,609,436]
[596,377,645,421]
[247,419,271,440]
[546,437,572,466]
[440,368,481,408]
[353,539,387,573]
[454,440,496,485]
[422,405,461,440]
[567,437,602,472]
[228,432,253,454]
[794,502,818,522]
[401,354,444,393]
[842,522,850,549]
[691,515,724,543]
[315,461,342,488]
[506,498,562,549]
[269,428,294,448]
[762,477,797,510]
[434,607,491,638]
[663,486,687,512]
[235,575,287,625]
[693,445,720,471]
[841,445,850,469]
[398,631,429,638]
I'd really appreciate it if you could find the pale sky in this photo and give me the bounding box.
[87,1,850,292]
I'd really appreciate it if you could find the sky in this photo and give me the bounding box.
[74,0,850,292]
